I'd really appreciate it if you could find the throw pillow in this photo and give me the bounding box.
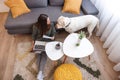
[62,0,82,14]
[5,0,31,18]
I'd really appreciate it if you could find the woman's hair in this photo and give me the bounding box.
[35,14,50,37]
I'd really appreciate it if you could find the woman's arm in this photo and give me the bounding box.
[51,22,56,38]
[32,25,38,41]
[46,22,56,40]
[43,22,56,40]
[31,25,38,50]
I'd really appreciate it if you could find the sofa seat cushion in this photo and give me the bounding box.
[5,6,84,33]
[24,0,48,8]
[46,6,84,21]
[7,28,32,34]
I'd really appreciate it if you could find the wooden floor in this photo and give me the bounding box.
[0,13,120,80]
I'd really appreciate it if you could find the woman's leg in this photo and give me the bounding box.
[39,51,47,71]
[37,51,47,80]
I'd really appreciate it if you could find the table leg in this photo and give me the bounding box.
[89,55,91,60]
[63,55,67,63]
[54,61,58,66]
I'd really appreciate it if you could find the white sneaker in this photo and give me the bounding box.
[37,71,44,80]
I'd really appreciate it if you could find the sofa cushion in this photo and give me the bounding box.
[24,0,48,8]
[7,28,32,34]
[81,0,99,15]
[5,6,84,33]
[49,0,64,6]
[5,0,30,18]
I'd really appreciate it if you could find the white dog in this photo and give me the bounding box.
[56,15,99,38]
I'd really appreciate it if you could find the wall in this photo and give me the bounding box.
[0,0,9,12]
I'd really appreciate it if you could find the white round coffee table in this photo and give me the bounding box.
[63,33,94,58]
[45,41,64,61]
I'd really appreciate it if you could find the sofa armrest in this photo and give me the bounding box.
[81,0,99,15]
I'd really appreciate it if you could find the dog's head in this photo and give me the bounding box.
[56,16,65,29]
[56,16,70,29]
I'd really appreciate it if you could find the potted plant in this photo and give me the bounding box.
[76,31,86,46]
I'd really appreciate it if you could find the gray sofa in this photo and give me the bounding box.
[4,0,98,34]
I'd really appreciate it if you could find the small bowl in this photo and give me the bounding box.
[55,43,61,50]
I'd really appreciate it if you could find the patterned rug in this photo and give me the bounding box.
[13,42,38,80]
[13,42,104,80]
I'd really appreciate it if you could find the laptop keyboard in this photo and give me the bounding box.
[34,45,45,50]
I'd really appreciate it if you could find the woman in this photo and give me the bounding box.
[32,14,56,42]
[31,14,56,80]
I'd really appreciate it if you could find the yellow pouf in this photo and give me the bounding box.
[54,64,82,80]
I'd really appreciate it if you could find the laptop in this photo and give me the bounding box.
[33,41,46,53]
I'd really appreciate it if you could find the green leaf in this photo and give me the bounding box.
[78,31,86,39]
[76,43,80,46]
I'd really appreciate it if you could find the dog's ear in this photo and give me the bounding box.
[58,16,65,24]
[59,16,64,19]
[57,16,65,28]
[58,16,65,22]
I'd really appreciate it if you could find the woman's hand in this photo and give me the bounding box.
[30,40,35,52]
[32,41,35,47]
